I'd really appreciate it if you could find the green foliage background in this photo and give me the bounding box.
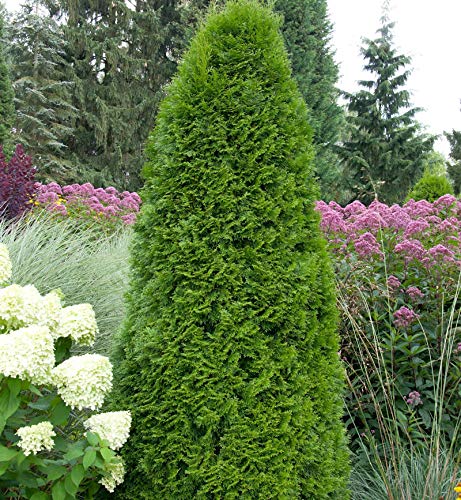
[111,1,349,498]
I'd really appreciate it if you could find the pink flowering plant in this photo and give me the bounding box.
[316,195,461,451]
[0,244,131,498]
[32,182,141,234]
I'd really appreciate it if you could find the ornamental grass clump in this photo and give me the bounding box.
[0,243,131,498]
[112,1,349,498]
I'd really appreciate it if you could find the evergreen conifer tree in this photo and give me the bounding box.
[0,5,14,149]
[8,0,77,183]
[275,0,343,201]
[112,1,349,498]
[445,128,461,194]
[339,15,434,205]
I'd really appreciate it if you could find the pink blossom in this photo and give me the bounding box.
[394,239,427,262]
[404,391,422,406]
[406,286,424,300]
[387,275,401,290]
[434,194,457,210]
[394,306,419,328]
[354,232,382,258]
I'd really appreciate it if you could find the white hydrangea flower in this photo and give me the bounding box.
[84,411,131,450]
[54,303,98,346]
[0,284,44,331]
[52,354,113,410]
[0,325,55,384]
[0,243,12,284]
[99,458,125,493]
[41,291,62,334]
[16,421,56,456]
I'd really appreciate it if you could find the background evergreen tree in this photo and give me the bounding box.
[42,0,208,189]
[275,0,343,201]
[112,1,349,498]
[445,127,461,195]
[8,0,77,183]
[339,15,434,205]
[0,4,14,150]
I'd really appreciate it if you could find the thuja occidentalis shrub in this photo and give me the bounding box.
[316,196,461,451]
[0,144,36,220]
[111,1,350,498]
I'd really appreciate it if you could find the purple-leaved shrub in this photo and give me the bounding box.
[316,195,461,450]
[0,145,36,220]
[33,182,141,233]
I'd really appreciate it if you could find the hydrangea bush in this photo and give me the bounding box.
[316,195,461,449]
[33,182,141,233]
[0,243,131,498]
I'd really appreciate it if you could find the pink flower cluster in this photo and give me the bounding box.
[34,182,141,226]
[316,195,461,268]
[404,391,422,407]
[393,306,419,328]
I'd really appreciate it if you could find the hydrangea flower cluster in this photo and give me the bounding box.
[0,325,55,385]
[33,181,141,229]
[54,303,98,345]
[84,411,132,450]
[99,460,126,492]
[52,354,113,410]
[16,421,56,456]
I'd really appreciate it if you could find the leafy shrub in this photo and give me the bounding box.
[407,171,453,202]
[0,144,36,220]
[112,1,349,498]
[316,195,461,450]
[33,182,141,234]
[0,243,131,497]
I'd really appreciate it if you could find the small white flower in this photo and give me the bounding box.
[16,421,56,456]
[84,411,131,450]
[52,354,113,410]
[0,325,55,385]
[0,243,12,284]
[54,303,98,346]
[99,458,125,492]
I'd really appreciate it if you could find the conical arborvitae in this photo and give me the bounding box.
[112,1,349,497]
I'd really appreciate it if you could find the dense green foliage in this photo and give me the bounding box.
[112,1,349,497]
[0,6,14,149]
[406,170,453,202]
[445,128,461,194]
[339,17,434,205]
[8,0,77,183]
[275,0,343,201]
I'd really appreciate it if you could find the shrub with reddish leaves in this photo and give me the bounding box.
[0,145,36,220]
[316,195,461,450]
[33,182,141,233]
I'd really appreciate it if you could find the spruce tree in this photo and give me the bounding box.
[275,0,343,201]
[0,5,14,149]
[8,0,77,183]
[112,1,349,498]
[339,16,434,205]
[445,127,461,194]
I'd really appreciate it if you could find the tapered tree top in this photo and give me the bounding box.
[113,1,349,497]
